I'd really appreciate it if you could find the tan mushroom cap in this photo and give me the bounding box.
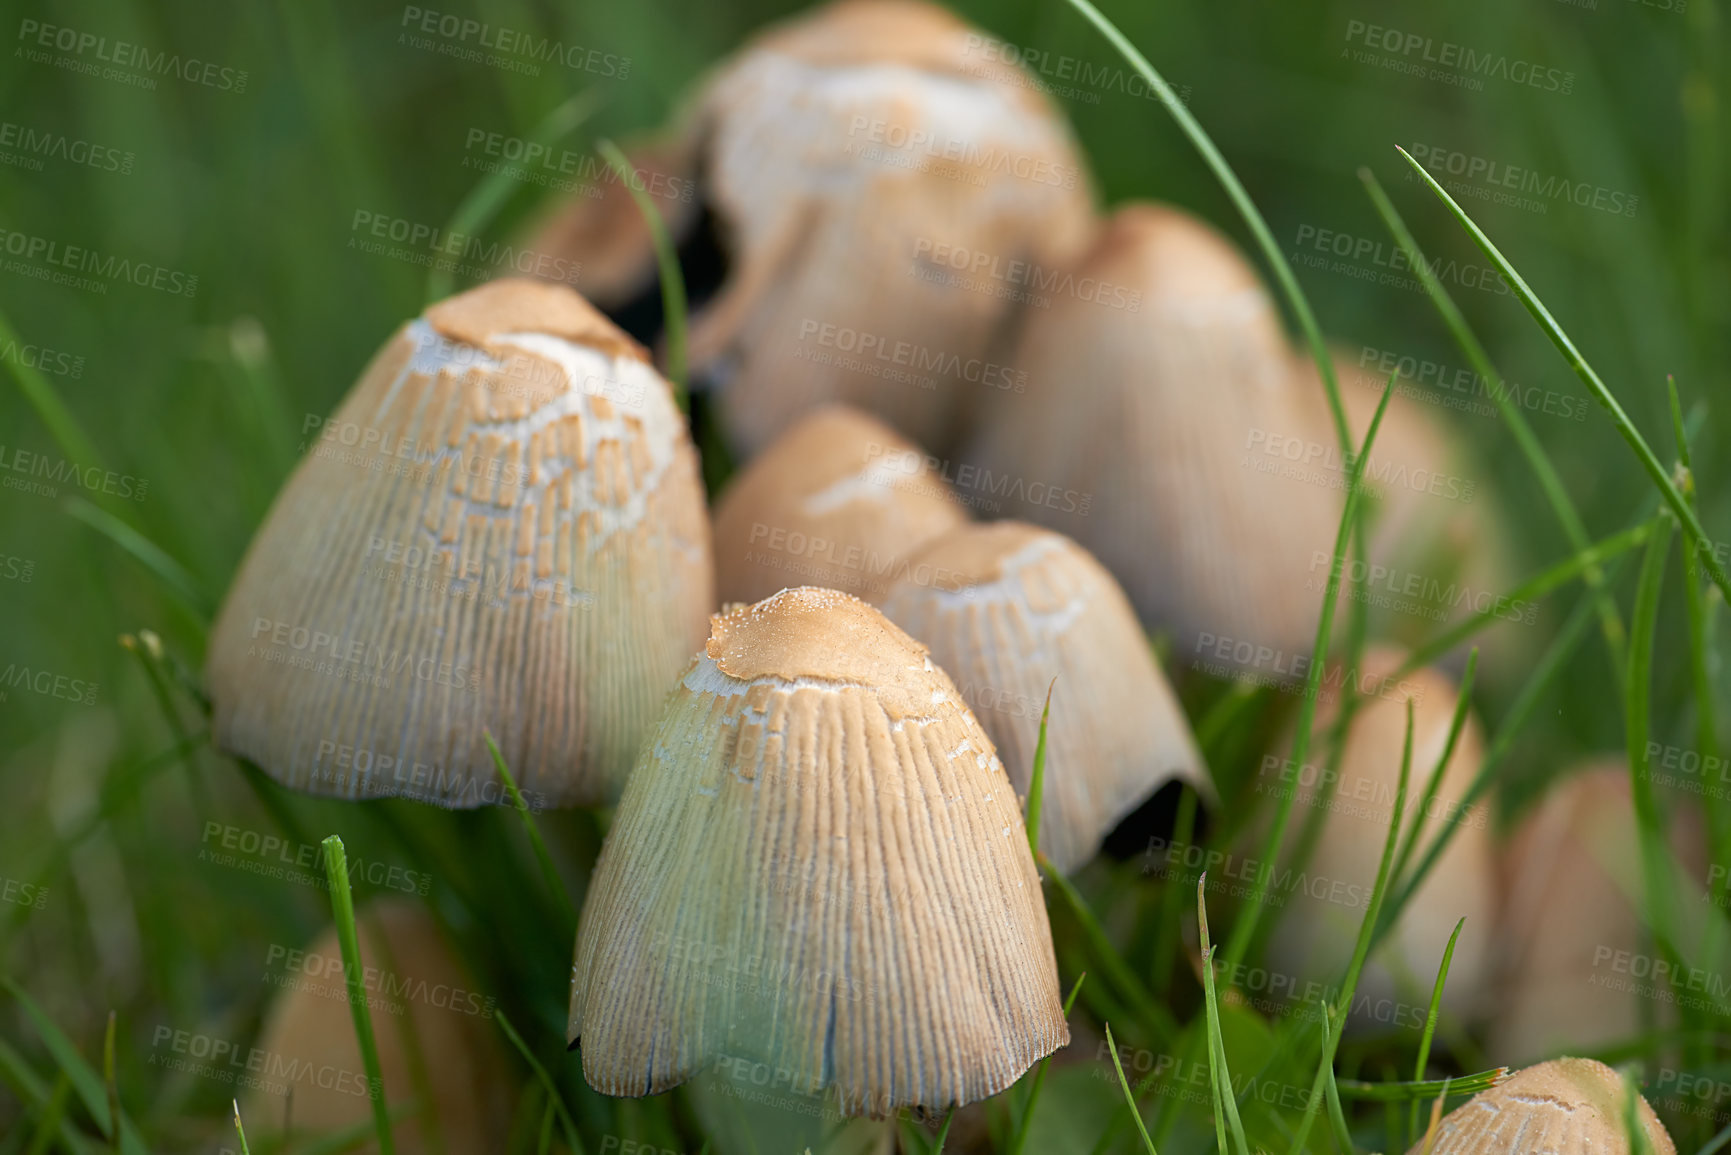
[207,278,713,808]
[963,201,1337,668]
[1409,1058,1675,1155]
[1490,761,1708,1065]
[242,899,511,1153]
[1264,647,1496,1023]
[569,586,1068,1117]
[615,0,1095,454]
[878,521,1209,873]
[712,404,968,605]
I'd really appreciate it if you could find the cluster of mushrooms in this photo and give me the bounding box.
[207,0,1690,1150]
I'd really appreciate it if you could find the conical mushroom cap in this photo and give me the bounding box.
[1409,1058,1675,1155]
[674,0,1095,454]
[712,405,968,605]
[963,202,1336,667]
[208,279,713,808]
[569,586,1068,1117]
[878,521,1208,873]
[1490,761,1708,1065]
[242,899,511,1152]
[1264,648,1496,1023]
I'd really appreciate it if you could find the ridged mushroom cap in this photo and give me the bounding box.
[878,520,1209,873]
[569,586,1068,1117]
[207,279,713,808]
[531,0,1097,455]
[963,202,1336,667]
[1409,1058,1675,1155]
[1490,761,1707,1065]
[242,899,511,1152]
[1264,648,1496,1023]
[712,404,968,605]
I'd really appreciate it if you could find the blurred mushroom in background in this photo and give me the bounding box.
[710,404,968,604]
[531,0,1097,456]
[878,520,1209,873]
[570,587,1068,1117]
[207,279,713,809]
[1490,760,1708,1065]
[243,899,511,1153]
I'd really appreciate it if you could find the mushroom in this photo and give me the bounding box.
[1490,761,1707,1065]
[535,0,1097,455]
[569,586,1068,1118]
[877,520,1209,873]
[242,898,511,1152]
[207,278,713,808]
[1409,1058,1675,1154]
[1262,647,1496,1025]
[711,404,968,605]
[962,202,1338,670]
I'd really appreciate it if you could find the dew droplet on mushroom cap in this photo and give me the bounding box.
[569,586,1068,1118]
[243,899,512,1152]
[1408,1058,1675,1155]
[962,202,1339,666]
[1490,761,1708,1065]
[1261,647,1497,1025]
[711,404,968,605]
[877,520,1210,874]
[536,0,1097,456]
[207,278,714,808]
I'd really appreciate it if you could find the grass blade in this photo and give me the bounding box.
[102,1012,118,1154]
[484,730,577,924]
[23,1072,73,1155]
[1007,972,1085,1155]
[1225,374,1396,972]
[1625,513,1680,996]
[1358,167,1626,679]
[0,979,146,1155]
[1288,698,1413,1155]
[232,1099,253,1155]
[597,138,688,405]
[1338,1070,1504,1102]
[1408,918,1466,1145]
[63,497,213,624]
[497,1011,583,1155]
[1039,853,1175,1042]
[1395,145,1731,604]
[1197,877,1249,1155]
[1025,679,1056,858]
[1320,1006,1355,1155]
[1104,1023,1160,1155]
[426,91,602,304]
[1388,652,1477,892]
[0,304,105,475]
[321,835,396,1155]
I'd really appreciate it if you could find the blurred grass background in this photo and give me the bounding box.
[0,0,1725,1148]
